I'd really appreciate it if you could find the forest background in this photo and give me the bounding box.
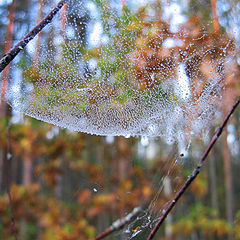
[0,0,240,239]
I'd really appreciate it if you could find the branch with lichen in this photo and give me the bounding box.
[0,0,67,73]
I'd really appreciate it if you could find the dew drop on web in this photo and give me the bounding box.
[8,0,235,140]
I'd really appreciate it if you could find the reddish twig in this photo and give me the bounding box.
[6,119,18,240]
[94,206,141,240]
[147,96,240,240]
[0,0,67,73]
[7,188,18,240]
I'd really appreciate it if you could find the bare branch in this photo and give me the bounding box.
[147,96,240,240]
[7,188,18,240]
[0,0,67,73]
[94,206,141,240]
[6,119,18,240]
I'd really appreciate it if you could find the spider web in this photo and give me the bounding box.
[9,0,235,138]
[7,0,237,239]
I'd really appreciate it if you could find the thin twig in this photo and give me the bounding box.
[0,0,67,73]
[147,96,240,240]
[6,117,18,240]
[7,189,17,240]
[94,206,141,240]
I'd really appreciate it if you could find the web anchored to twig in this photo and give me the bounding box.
[94,96,240,240]
[147,96,240,239]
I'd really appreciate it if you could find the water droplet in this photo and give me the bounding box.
[7,153,12,160]
[141,136,149,146]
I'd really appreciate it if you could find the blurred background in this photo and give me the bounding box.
[1,0,240,239]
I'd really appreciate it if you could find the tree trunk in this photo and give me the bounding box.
[222,129,234,240]
[210,0,220,33]
[60,2,67,39]
[0,0,15,103]
[209,151,218,210]
[0,0,15,193]
[33,0,43,65]
[23,153,32,186]
[163,176,173,238]
[209,127,218,210]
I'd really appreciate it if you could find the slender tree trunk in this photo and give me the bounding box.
[0,0,15,104]
[209,151,218,210]
[96,137,108,235]
[0,0,15,193]
[22,0,45,187]
[209,128,218,210]
[23,153,32,186]
[163,176,172,238]
[33,0,43,65]
[222,129,234,239]
[55,157,64,199]
[118,137,129,180]
[60,2,67,39]
[117,137,130,222]
[220,57,237,240]
[210,0,220,33]
[121,0,126,8]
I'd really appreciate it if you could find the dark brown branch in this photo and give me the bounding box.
[0,0,67,73]
[94,206,141,240]
[147,96,240,240]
